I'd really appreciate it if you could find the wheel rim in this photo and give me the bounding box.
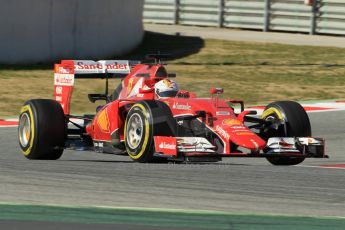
[266,115,278,129]
[19,113,31,147]
[126,113,144,150]
[264,113,287,136]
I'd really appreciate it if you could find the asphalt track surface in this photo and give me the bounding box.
[0,110,345,229]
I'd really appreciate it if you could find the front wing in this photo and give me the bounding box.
[153,136,326,159]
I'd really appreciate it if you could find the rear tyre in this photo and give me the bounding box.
[124,100,177,163]
[18,99,66,160]
[261,101,311,166]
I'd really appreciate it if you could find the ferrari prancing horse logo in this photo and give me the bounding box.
[127,78,134,96]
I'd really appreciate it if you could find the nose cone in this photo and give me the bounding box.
[232,134,266,151]
[227,126,266,151]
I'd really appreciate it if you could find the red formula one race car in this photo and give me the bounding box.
[18,55,326,165]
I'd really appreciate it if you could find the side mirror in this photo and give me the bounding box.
[227,100,244,113]
[210,87,224,95]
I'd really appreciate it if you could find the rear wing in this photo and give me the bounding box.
[54,60,139,114]
[55,60,140,77]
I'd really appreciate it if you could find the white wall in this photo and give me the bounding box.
[0,0,144,64]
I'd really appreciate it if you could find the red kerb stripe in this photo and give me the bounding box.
[320,164,345,169]
[0,120,19,126]
[249,106,332,111]
[303,106,333,111]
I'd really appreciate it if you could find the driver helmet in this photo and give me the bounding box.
[154,79,179,98]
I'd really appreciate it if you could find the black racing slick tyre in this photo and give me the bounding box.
[124,100,177,163]
[261,101,311,166]
[18,99,66,160]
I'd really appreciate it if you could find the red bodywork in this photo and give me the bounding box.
[53,60,313,158]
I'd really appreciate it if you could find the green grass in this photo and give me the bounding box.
[1,32,345,117]
[168,39,345,103]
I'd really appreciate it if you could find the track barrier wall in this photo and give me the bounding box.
[0,0,144,64]
[144,0,345,36]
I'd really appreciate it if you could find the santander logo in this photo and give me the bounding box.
[159,142,176,150]
[54,74,74,86]
[76,61,129,70]
[172,102,191,110]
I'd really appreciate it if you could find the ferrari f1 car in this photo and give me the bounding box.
[18,55,326,165]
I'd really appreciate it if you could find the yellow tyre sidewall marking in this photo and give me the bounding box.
[261,107,284,120]
[19,105,35,156]
[125,104,150,160]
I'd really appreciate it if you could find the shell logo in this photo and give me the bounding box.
[97,109,110,133]
[222,119,242,126]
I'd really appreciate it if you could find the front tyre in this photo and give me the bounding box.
[124,101,178,163]
[125,102,154,162]
[261,101,311,166]
[18,99,66,160]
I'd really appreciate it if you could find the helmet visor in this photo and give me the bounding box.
[157,90,178,98]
